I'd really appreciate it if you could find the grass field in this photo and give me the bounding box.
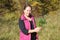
[0,9,60,40]
[37,10,60,40]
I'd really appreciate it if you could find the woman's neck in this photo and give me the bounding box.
[24,14,32,21]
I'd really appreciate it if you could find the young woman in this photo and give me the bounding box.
[19,4,42,40]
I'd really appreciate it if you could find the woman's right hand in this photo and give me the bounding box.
[28,27,42,33]
[34,27,42,33]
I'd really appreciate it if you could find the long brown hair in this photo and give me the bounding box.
[23,4,32,10]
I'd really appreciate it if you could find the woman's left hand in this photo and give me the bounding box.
[39,27,42,30]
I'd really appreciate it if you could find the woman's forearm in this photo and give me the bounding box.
[28,27,42,33]
[28,29,35,33]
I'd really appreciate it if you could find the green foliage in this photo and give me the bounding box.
[0,0,21,15]
[28,0,60,16]
[0,0,60,16]
[37,18,47,27]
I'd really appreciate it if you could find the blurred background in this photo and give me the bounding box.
[0,0,60,40]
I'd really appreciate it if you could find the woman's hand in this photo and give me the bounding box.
[39,27,42,30]
[28,27,42,33]
[34,27,42,33]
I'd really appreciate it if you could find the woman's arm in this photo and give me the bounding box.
[19,19,29,35]
[28,27,41,33]
[28,29,35,33]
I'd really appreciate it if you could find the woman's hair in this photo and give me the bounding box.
[23,4,32,10]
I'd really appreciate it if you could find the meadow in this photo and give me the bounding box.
[0,9,60,40]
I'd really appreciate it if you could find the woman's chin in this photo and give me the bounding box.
[26,15,29,17]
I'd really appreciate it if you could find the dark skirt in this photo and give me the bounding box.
[31,32,36,40]
[30,21,36,40]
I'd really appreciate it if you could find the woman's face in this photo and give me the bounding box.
[24,6,31,17]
